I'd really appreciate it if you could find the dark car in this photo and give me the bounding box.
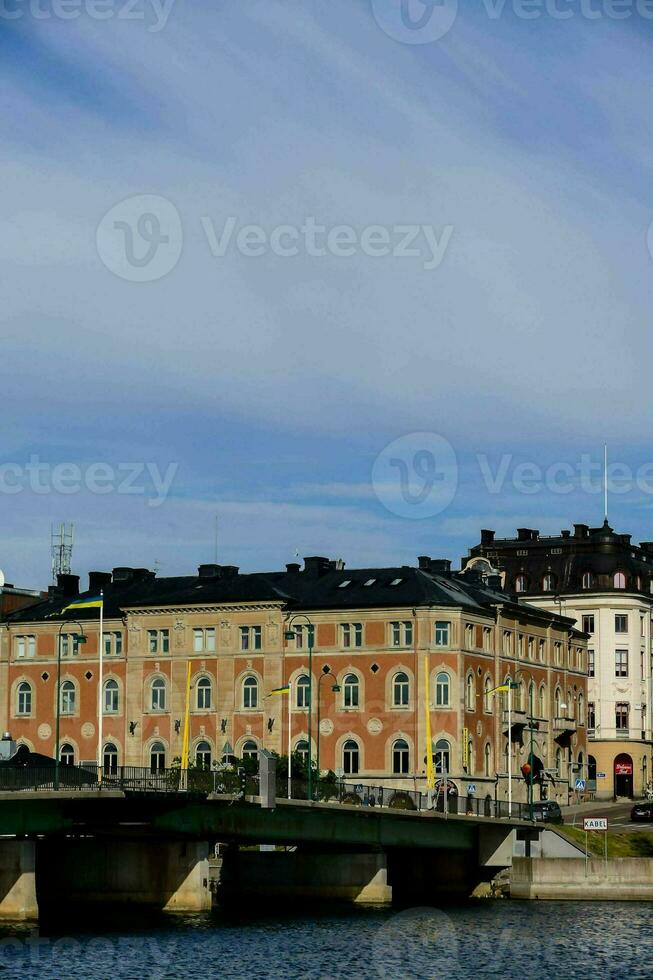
[530,801,564,824]
[631,801,653,822]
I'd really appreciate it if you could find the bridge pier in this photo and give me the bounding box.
[0,840,38,921]
[36,839,212,915]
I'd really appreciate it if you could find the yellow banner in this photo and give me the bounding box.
[462,727,469,769]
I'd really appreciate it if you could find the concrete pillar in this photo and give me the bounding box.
[37,839,211,912]
[0,840,38,921]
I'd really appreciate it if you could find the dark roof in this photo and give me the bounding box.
[7,560,576,632]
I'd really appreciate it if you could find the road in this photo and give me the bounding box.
[565,799,652,832]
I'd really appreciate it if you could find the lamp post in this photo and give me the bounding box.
[316,668,340,790]
[284,614,314,800]
[55,621,87,790]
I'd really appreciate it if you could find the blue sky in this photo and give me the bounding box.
[3,1,653,587]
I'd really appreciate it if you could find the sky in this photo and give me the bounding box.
[2,0,653,588]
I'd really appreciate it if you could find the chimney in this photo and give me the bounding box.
[430,559,452,575]
[487,574,503,590]
[89,571,112,593]
[286,563,301,574]
[112,567,134,584]
[303,557,331,577]
[517,528,531,542]
[574,524,589,539]
[561,530,571,539]
[418,556,431,571]
[198,564,239,580]
[57,573,79,598]
[480,529,495,545]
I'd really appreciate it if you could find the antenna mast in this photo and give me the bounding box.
[604,444,608,523]
[51,523,74,581]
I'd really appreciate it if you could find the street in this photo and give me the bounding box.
[565,800,652,833]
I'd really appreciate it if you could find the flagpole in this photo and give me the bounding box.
[424,654,435,791]
[604,443,608,522]
[97,590,104,784]
[181,659,192,790]
[508,680,512,818]
[288,681,292,800]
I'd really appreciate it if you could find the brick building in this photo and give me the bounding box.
[1,556,588,806]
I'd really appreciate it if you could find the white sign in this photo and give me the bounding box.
[583,817,608,831]
[575,778,586,791]
[467,784,477,794]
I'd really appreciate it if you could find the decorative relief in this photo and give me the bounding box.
[367,718,383,735]
[38,723,51,740]
[81,722,95,739]
[267,624,279,644]
[319,719,334,737]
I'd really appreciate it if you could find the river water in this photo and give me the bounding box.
[0,903,651,979]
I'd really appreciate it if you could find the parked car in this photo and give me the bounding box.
[530,800,564,824]
[631,801,653,822]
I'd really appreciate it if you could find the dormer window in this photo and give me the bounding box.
[515,575,527,593]
[542,573,556,592]
[582,571,594,589]
[613,571,626,589]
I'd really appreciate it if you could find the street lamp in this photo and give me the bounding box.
[316,667,340,791]
[55,621,87,790]
[284,614,314,800]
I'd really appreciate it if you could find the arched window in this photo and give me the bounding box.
[16,681,32,716]
[103,679,119,714]
[393,672,409,707]
[515,575,527,593]
[343,673,359,708]
[195,741,212,769]
[554,687,561,717]
[539,684,546,720]
[296,674,310,709]
[528,681,535,714]
[614,571,626,589]
[435,672,450,708]
[484,676,492,712]
[243,676,258,709]
[196,676,212,710]
[150,741,165,772]
[150,677,166,712]
[343,739,359,775]
[542,573,556,592]
[242,740,258,762]
[60,680,76,715]
[582,571,594,589]
[515,681,524,712]
[578,692,585,726]
[578,750,584,776]
[484,742,492,777]
[295,739,309,765]
[103,742,118,776]
[434,739,450,774]
[588,755,597,781]
[60,743,75,766]
[392,738,409,774]
[555,746,563,775]
[466,673,475,711]
[467,737,474,774]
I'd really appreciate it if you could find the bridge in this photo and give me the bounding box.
[0,766,561,921]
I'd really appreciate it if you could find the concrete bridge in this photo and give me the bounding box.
[0,775,573,921]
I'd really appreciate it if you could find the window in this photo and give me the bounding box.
[60,634,81,658]
[554,642,561,665]
[503,630,511,655]
[103,679,119,714]
[615,649,629,677]
[393,672,409,707]
[103,632,123,656]
[484,742,492,777]
[527,637,534,660]
[15,635,36,659]
[542,573,556,591]
[338,580,352,589]
[515,575,527,593]
[103,742,118,775]
[150,741,166,772]
[578,692,584,726]
[614,572,626,589]
[147,630,169,655]
[243,676,259,709]
[60,743,75,766]
[538,639,545,662]
[616,702,629,731]
[295,624,316,649]
[343,739,359,775]
[555,747,563,775]
[242,740,258,762]
[466,673,475,711]
[389,578,403,586]
[341,623,362,648]
[538,685,546,719]
[16,681,32,716]
[150,677,166,712]
[588,649,595,677]
[554,688,561,717]
[392,739,410,774]
[363,578,376,587]
[436,672,450,708]
[587,702,595,730]
[434,621,450,646]
[195,741,212,769]
[343,673,360,708]
[295,740,309,765]
[196,676,212,710]
[582,615,595,634]
[60,680,76,715]
[484,676,492,711]
[615,614,628,633]
[390,621,412,646]
[465,623,474,647]
[296,674,311,709]
[240,626,262,651]
[434,739,450,774]
[483,627,492,652]
[193,629,203,653]
[582,571,594,589]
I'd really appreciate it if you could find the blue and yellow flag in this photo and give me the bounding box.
[61,595,104,613]
[267,685,290,696]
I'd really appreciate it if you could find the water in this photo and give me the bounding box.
[0,903,651,979]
